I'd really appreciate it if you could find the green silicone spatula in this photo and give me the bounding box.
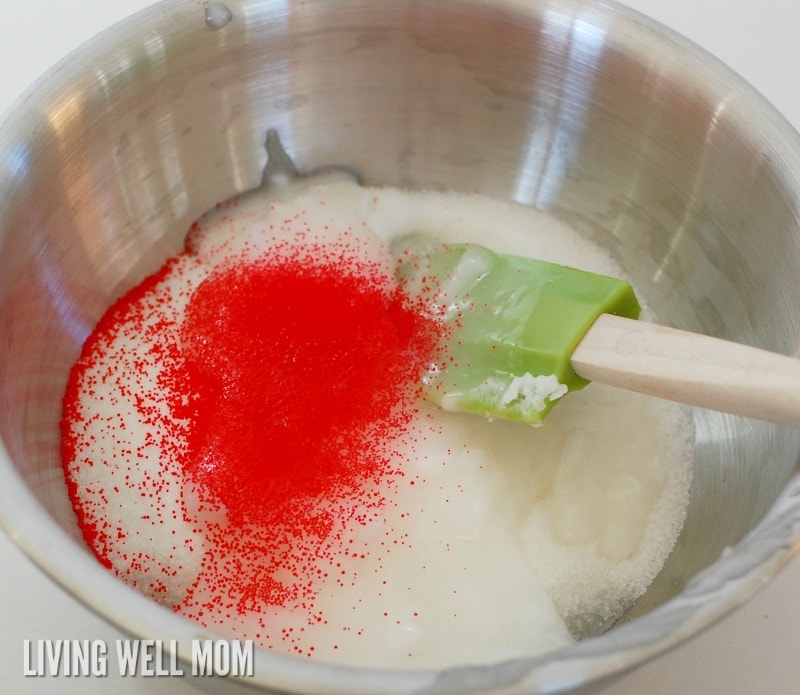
[256,129,800,428]
[394,236,800,427]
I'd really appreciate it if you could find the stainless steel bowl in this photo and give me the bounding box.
[2,0,800,693]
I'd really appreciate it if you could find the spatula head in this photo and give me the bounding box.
[393,236,641,424]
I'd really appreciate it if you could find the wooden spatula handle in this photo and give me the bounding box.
[571,314,800,427]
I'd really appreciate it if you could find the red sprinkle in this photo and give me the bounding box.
[62,237,442,626]
[178,254,432,528]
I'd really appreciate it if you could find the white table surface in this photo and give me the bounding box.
[1,1,799,693]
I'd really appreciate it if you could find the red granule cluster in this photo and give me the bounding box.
[178,254,431,528]
[62,235,442,630]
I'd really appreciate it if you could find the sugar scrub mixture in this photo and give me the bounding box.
[61,180,694,669]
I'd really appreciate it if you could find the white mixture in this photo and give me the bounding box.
[63,180,694,669]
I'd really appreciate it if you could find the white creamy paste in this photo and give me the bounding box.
[65,180,694,669]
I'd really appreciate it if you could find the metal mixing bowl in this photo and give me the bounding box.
[1,0,799,692]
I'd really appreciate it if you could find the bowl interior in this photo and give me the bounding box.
[2,0,800,691]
